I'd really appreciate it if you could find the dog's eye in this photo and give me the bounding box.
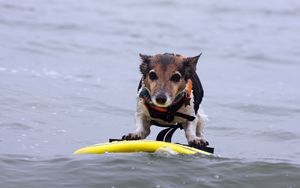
[170,73,181,83]
[149,72,158,81]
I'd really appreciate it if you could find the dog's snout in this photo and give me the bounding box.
[155,94,167,105]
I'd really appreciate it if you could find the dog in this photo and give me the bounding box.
[122,53,209,147]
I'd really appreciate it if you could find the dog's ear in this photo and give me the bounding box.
[139,53,152,78]
[183,53,202,79]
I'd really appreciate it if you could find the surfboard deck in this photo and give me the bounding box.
[74,140,213,155]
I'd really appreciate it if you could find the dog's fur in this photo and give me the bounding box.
[123,53,208,146]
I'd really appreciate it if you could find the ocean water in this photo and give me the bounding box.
[1,0,300,187]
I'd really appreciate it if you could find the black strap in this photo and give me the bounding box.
[143,94,195,123]
[156,125,182,142]
[151,120,214,154]
[175,112,195,121]
[191,73,203,114]
[151,120,182,143]
[156,127,173,142]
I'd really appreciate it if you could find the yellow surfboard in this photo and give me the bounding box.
[74,140,212,155]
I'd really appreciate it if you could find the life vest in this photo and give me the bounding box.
[137,73,204,123]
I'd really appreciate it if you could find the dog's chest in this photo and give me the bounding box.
[136,94,196,125]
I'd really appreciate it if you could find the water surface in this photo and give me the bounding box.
[1,0,300,187]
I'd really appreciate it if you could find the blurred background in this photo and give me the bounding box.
[1,0,300,159]
[1,0,300,187]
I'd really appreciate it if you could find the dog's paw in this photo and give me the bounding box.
[122,133,142,140]
[188,137,209,147]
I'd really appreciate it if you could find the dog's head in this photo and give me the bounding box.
[139,53,201,107]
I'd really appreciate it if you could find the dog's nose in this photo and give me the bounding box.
[155,94,167,105]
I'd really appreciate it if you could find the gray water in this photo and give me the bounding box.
[1,0,300,187]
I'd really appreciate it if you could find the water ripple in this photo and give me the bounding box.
[224,103,300,117]
[0,122,32,130]
[0,154,300,188]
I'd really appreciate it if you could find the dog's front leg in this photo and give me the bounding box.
[122,112,151,140]
[182,118,208,146]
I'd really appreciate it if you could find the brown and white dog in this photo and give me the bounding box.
[123,53,209,147]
